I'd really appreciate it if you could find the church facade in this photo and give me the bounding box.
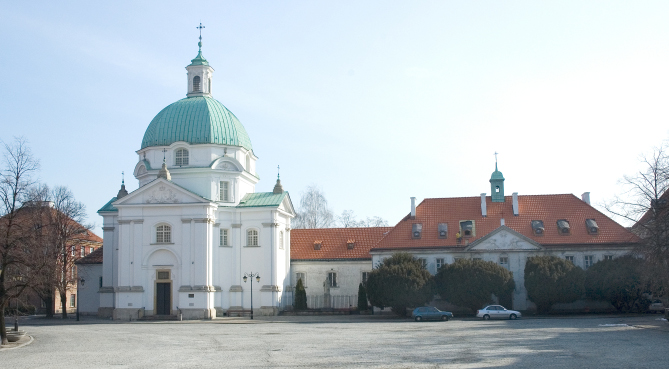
[98,41,294,320]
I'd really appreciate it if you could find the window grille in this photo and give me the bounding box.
[296,272,306,286]
[220,229,229,246]
[436,258,445,270]
[584,255,594,269]
[247,229,259,246]
[193,76,201,91]
[175,149,189,166]
[327,272,337,287]
[156,225,171,243]
[220,181,230,201]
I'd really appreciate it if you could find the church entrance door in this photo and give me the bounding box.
[156,282,171,315]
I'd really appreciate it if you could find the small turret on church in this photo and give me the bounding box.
[186,24,214,98]
[490,162,505,202]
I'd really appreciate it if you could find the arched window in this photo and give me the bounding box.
[208,78,211,93]
[245,154,251,172]
[175,148,189,166]
[247,229,258,246]
[279,231,284,249]
[156,224,171,243]
[193,76,201,92]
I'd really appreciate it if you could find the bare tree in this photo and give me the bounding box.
[0,138,43,345]
[605,143,669,294]
[44,186,93,319]
[336,210,389,228]
[293,185,334,229]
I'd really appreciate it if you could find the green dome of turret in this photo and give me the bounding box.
[141,96,253,152]
[490,163,504,181]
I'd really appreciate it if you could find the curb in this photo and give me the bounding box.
[0,335,34,351]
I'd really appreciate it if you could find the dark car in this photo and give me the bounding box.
[411,307,453,322]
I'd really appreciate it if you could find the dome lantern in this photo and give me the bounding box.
[186,24,213,97]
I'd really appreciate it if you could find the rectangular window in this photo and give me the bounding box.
[418,258,427,268]
[70,294,76,308]
[279,231,284,250]
[473,257,482,261]
[436,258,445,271]
[99,276,103,288]
[71,246,75,256]
[499,256,509,267]
[220,181,230,202]
[157,271,170,280]
[604,255,613,261]
[328,272,337,287]
[296,272,306,286]
[584,255,594,269]
[81,247,86,257]
[565,255,574,263]
[362,272,370,285]
[220,229,229,246]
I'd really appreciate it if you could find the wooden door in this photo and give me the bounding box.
[156,282,171,315]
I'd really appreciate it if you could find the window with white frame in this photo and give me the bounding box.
[565,255,574,263]
[175,148,189,166]
[499,256,509,268]
[279,231,284,249]
[80,247,86,257]
[327,272,337,287]
[247,229,259,246]
[70,294,76,308]
[193,76,201,91]
[436,258,445,271]
[418,258,427,268]
[362,271,370,286]
[584,255,594,269]
[220,229,229,247]
[220,181,230,202]
[296,272,306,286]
[71,246,75,256]
[156,224,172,243]
[604,255,613,261]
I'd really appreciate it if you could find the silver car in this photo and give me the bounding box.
[477,305,521,320]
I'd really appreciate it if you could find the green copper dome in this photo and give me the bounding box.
[141,96,253,151]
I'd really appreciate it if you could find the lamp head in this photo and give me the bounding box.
[243,275,248,283]
[256,275,260,283]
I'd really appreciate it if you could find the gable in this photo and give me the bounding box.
[466,226,542,251]
[114,179,211,206]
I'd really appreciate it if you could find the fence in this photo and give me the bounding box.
[280,293,358,310]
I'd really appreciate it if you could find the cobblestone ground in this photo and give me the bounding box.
[3,314,668,368]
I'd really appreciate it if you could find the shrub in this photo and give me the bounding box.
[294,278,307,310]
[524,256,585,313]
[585,256,649,312]
[357,283,369,311]
[435,259,515,312]
[366,253,434,316]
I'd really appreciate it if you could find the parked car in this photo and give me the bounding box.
[412,307,454,322]
[648,300,666,313]
[477,305,521,320]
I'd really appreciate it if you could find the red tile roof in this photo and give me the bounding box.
[76,246,103,264]
[291,227,393,260]
[374,194,640,251]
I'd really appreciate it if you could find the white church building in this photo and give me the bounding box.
[97,39,295,320]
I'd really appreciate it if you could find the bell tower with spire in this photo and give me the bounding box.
[186,23,214,97]
[490,152,505,202]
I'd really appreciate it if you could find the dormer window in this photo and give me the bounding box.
[314,242,322,250]
[586,219,599,234]
[193,76,201,91]
[347,240,355,249]
[438,223,448,239]
[412,224,422,239]
[460,220,474,237]
[175,148,189,166]
[531,220,545,235]
[557,219,570,235]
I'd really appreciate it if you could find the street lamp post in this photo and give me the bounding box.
[243,272,260,319]
[76,278,85,322]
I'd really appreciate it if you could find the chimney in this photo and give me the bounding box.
[512,192,519,216]
[410,197,416,219]
[501,218,505,226]
[581,192,590,205]
[481,193,487,217]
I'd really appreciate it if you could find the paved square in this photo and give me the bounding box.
[3,315,668,368]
